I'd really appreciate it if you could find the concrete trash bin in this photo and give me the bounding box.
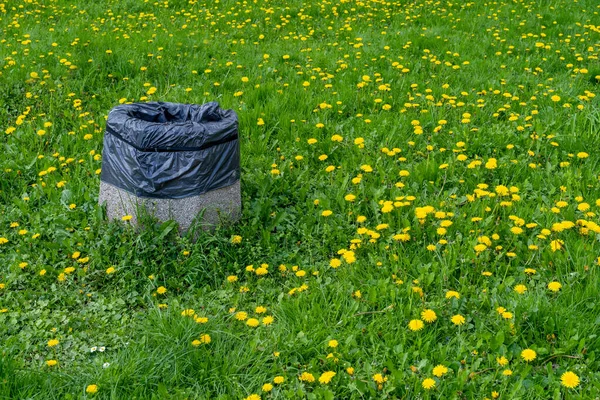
[98,101,240,231]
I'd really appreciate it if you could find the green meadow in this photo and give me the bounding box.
[1,0,599,398]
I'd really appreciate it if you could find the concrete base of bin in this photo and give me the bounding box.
[98,181,241,232]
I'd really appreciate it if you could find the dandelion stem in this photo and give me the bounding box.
[541,354,582,363]
[353,305,394,317]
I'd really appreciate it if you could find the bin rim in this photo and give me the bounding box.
[105,101,238,152]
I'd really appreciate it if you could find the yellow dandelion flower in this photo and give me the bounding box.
[262,383,273,392]
[329,258,341,268]
[200,334,211,344]
[231,235,242,244]
[514,284,527,294]
[446,290,460,299]
[255,306,267,314]
[235,311,248,321]
[422,378,436,390]
[408,319,425,331]
[547,281,562,292]
[432,365,448,377]
[521,348,537,362]
[299,372,315,382]
[85,384,98,394]
[550,239,564,252]
[421,309,437,323]
[560,371,580,388]
[318,371,336,384]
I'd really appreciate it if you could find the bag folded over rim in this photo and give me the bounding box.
[100,101,240,199]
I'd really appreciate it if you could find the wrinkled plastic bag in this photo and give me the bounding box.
[100,101,239,199]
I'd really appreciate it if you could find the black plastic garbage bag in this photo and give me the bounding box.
[100,101,239,199]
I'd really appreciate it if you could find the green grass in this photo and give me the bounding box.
[1,0,600,398]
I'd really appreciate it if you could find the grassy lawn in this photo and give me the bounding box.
[1,0,600,398]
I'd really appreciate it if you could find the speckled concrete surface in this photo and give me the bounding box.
[98,180,241,232]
